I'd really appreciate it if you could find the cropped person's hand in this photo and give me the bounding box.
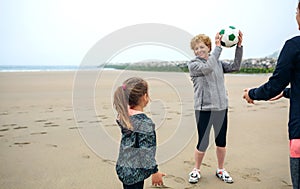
[152,172,166,186]
[237,30,243,47]
[243,88,254,104]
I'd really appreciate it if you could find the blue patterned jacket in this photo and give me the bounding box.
[116,113,158,185]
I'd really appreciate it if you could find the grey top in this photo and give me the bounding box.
[188,46,243,111]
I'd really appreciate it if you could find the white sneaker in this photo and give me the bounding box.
[216,169,234,183]
[189,168,201,183]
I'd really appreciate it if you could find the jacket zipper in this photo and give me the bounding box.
[200,90,203,110]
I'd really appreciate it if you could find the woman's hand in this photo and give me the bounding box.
[215,32,222,47]
[237,30,243,47]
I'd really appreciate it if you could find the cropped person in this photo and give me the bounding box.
[243,2,300,188]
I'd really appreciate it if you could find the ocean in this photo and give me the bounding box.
[0,65,114,72]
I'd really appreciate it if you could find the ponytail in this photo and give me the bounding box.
[113,86,132,130]
[113,77,148,130]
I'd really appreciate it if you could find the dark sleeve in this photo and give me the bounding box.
[249,40,296,100]
[283,88,291,98]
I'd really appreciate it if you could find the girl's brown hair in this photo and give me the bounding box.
[113,77,148,130]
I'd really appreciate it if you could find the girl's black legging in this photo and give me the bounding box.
[123,181,144,189]
[195,109,228,152]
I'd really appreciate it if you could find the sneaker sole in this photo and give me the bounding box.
[216,173,234,184]
[189,179,199,184]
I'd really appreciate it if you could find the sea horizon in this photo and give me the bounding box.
[0,65,116,72]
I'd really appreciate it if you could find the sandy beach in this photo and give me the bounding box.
[0,70,292,189]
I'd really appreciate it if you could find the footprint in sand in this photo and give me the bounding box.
[102,159,116,165]
[184,185,199,189]
[17,111,28,114]
[35,119,47,123]
[0,112,8,115]
[104,124,117,127]
[168,111,181,115]
[183,160,194,166]
[30,131,47,135]
[89,120,102,123]
[14,142,30,146]
[13,126,28,130]
[201,162,211,167]
[46,144,58,148]
[260,106,268,109]
[174,177,185,184]
[279,105,288,109]
[42,121,60,127]
[101,105,109,109]
[241,168,261,182]
[44,122,54,125]
[0,128,9,132]
[281,179,292,187]
[183,113,194,117]
[44,124,60,128]
[2,123,17,127]
[63,109,72,112]
[82,154,90,159]
[148,185,171,188]
[183,160,211,168]
[165,174,186,184]
[69,126,82,129]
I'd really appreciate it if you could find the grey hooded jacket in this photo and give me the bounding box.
[188,46,243,111]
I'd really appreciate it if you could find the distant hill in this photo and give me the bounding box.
[102,50,280,74]
[267,50,280,59]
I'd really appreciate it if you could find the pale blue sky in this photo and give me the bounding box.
[0,0,298,65]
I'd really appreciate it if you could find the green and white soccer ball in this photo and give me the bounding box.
[219,26,239,47]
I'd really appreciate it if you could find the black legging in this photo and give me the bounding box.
[290,157,300,189]
[195,109,228,152]
[123,181,144,189]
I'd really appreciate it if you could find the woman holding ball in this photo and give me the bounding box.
[187,31,243,184]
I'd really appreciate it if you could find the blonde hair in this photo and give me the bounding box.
[190,34,212,52]
[113,77,148,130]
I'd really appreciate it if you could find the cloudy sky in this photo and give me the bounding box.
[0,0,298,65]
